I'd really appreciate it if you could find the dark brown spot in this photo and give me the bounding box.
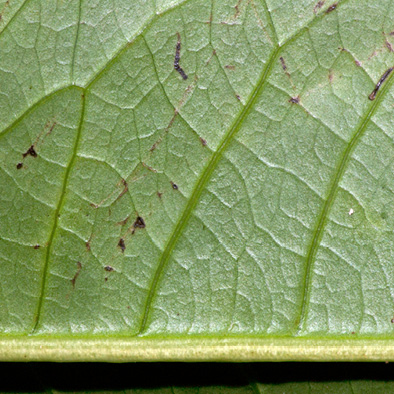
[368,50,378,61]
[0,1,10,21]
[236,94,241,101]
[174,32,188,80]
[391,317,394,323]
[351,331,355,334]
[117,216,130,226]
[206,49,216,66]
[234,0,241,18]
[171,181,178,190]
[279,56,294,85]
[33,244,40,249]
[157,191,163,199]
[47,122,57,135]
[16,162,23,169]
[369,67,394,101]
[325,3,337,13]
[115,179,128,202]
[104,265,115,272]
[22,145,37,158]
[313,0,326,13]
[118,238,126,252]
[150,142,158,152]
[86,233,93,251]
[70,261,82,289]
[225,65,236,70]
[328,69,334,83]
[280,56,287,71]
[199,137,207,146]
[289,96,300,104]
[133,216,145,229]
[386,40,394,53]
[150,110,178,152]
[355,60,362,67]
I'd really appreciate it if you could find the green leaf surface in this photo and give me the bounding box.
[2,0,394,360]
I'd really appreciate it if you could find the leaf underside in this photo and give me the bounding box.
[2,0,394,361]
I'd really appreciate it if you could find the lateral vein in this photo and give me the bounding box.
[31,91,86,333]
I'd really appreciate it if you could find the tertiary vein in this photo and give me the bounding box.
[137,0,353,335]
[5,0,353,335]
[296,68,394,334]
[31,90,85,333]
[137,45,280,334]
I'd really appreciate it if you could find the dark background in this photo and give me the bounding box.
[1,362,394,392]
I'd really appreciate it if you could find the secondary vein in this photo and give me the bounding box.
[296,68,394,334]
[137,45,280,335]
[31,91,86,333]
[137,0,352,335]
[0,87,76,140]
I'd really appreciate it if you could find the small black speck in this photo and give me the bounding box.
[171,182,178,190]
[33,244,40,249]
[16,162,23,169]
[104,265,115,272]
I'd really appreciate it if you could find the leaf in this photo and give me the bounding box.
[1,0,394,361]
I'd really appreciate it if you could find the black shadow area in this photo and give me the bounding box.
[1,362,394,392]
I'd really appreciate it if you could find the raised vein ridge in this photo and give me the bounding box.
[138,45,280,334]
[1,0,349,335]
[31,91,86,333]
[296,70,394,334]
[137,0,352,335]
[0,87,76,140]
